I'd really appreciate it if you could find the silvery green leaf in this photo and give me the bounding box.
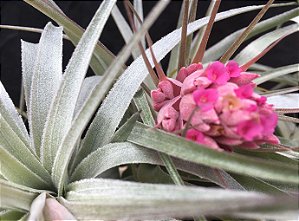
[111,5,139,59]
[0,82,30,149]
[0,179,40,211]
[231,174,291,195]
[60,178,294,220]
[133,88,155,126]
[233,24,298,66]
[51,0,169,197]
[28,193,46,221]
[74,76,102,118]
[254,64,298,85]
[23,0,115,76]
[203,7,299,63]
[128,123,299,185]
[267,93,299,109]
[70,142,243,190]
[111,112,140,142]
[40,0,116,173]
[27,22,62,157]
[21,41,37,113]
[0,115,52,183]
[78,4,274,165]
[0,144,52,189]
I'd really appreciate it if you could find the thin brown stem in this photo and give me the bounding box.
[220,0,274,63]
[178,0,189,70]
[192,0,221,63]
[127,1,166,80]
[124,0,159,85]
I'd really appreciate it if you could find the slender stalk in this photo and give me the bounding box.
[190,0,214,60]
[192,0,221,63]
[124,0,159,85]
[177,0,189,70]
[220,0,274,63]
[185,0,198,65]
[0,25,69,40]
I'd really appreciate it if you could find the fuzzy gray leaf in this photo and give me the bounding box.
[0,82,30,150]
[28,22,63,157]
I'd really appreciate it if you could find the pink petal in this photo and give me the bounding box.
[181,70,205,95]
[151,89,166,103]
[229,72,260,85]
[193,88,218,111]
[237,119,263,141]
[234,83,255,99]
[226,60,242,77]
[205,61,230,85]
[186,63,203,73]
[186,129,221,150]
[176,67,189,82]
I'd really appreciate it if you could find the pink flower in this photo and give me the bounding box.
[152,60,279,151]
[157,99,181,132]
[176,63,203,82]
[226,60,242,77]
[234,83,255,99]
[193,88,218,111]
[186,129,221,150]
[237,119,263,141]
[205,61,230,85]
[151,78,182,111]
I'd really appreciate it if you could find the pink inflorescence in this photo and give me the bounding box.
[151,61,279,151]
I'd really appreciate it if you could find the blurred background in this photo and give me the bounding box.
[1,1,298,105]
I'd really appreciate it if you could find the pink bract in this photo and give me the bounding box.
[151,60,279,151]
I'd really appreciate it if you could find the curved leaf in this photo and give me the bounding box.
[254,64,298,85]
[40,0,116,172]
[27,22,62,156]
[0,115,52,183]
[27,193,46,221]
[61,178,295,220]
[23,0,116,76]
[233,24,298,66]
[267,93,299,109]
[74,75,102,118]
[0,179,40,211]
[78,4,277,165]
[0,144,52,189]
[128,123,299,185]
[0,82,30,150]
[70,142,243,190]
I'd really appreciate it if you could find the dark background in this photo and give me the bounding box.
[1,0,298,106]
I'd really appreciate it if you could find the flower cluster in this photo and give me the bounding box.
[151,61,279,151]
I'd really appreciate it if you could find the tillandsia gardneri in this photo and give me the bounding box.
[0,0,298,220]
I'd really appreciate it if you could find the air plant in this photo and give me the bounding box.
[0,0,298,220]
